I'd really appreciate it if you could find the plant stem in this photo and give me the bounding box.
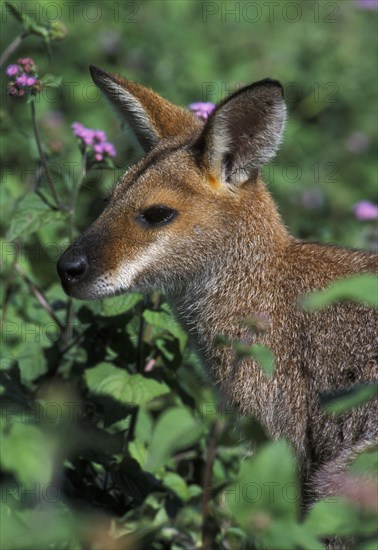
[201,420,222,549]
[14,264,64,329]
[0,33,28,67]
[30,100,65,210]
[60,156,88,350]
[68,155,87,241]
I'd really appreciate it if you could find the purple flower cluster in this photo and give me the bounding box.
[6,58,41,97]
[188,102,216,121]
[71,122,116,162]
[353,200,378,221]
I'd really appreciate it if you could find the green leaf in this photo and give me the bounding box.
[302,274,378,310]
[0,504,76,550]
[0,424,53,486]
[163,472,190,501]
[250,344,275,377]
[304,499,363,537]
[322,383,378,415]
[146,407,204,472]
[143,308,188,353]
[218,337,275,378]
[100,292,143,316]
[6,2,31,26]
[7,193,63,241]
[227,440,299,523]
[40,74,62,88]
[17,343,47,382]
[84,362,170,406]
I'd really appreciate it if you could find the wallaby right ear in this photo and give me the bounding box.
[200,79,286,187]
[90,65,201,152]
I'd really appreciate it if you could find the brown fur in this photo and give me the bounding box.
[58,68,378,543]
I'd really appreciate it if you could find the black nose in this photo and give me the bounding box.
[57,248,88,283]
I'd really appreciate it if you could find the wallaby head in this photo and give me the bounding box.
[57,66,287,301]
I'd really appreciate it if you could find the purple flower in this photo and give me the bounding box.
[71,122,116,163]
[16,74,28,86]
[16,74,36,87]
[353,200,378,220]
[355,0,378,9]
[189,102,216,121]
[6,57,41,97]
[6,64,19,76]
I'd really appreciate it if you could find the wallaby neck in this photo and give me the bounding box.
[171,180,290,351]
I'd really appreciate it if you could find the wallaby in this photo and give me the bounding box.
[58,66,377,531]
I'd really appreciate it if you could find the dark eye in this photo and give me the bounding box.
[137,205,178,227]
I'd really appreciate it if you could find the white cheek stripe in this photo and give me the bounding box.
[109,237,168,292]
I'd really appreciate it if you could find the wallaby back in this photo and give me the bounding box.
[57,67,378,518]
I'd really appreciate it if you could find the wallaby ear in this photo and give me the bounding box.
[89,65,201,151]
[200,79,286,187]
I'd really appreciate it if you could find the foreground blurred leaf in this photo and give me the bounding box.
[85,362,169,406]
[0,504,76,550]
[321,383,378,415]
[146,407,204,472]
[304,499,375,537]
[0,424,53,486]
[226,440,322,549]
[302,274,378,310]
[249,344,275,377]
[100,293,143,317]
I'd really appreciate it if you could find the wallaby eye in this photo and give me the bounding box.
[138,205,178,227]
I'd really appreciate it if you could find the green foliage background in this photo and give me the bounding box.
[1,1,377,549]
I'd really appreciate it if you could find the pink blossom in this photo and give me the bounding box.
[6,64,19,76]
[16,74,28,86]
[189,102,216,121]
[353,200,378,220]
[71,122,116,163]
[18,57,35,66]
[6,57,40,97]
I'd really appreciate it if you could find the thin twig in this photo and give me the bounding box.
[14,264,63,329]
[0,33,27,67]
[126,297,148,443]
[59,156,88,350]
[201,420,222,549]
[30,100,65,210]
[2,240,21,319]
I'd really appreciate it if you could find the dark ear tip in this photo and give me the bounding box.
[89,65,108,82]
[252,78,284,98]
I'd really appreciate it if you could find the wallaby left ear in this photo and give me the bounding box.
[90,65,201,152]
[200,79,286,186]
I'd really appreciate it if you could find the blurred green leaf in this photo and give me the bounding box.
[302,274,378,310]
[146,407,204,472]
[321,383,378,415]
[227,440,299,522]
[0,424,53,486]
[84,362,170,406]
[0,504,77,550]
[304,499,365,537]
[100,292,143,317]
[40,74,62,88]
[250,344,275,377]
[163,472,190,501]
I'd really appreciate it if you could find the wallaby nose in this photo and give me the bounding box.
[57,248,88,283]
